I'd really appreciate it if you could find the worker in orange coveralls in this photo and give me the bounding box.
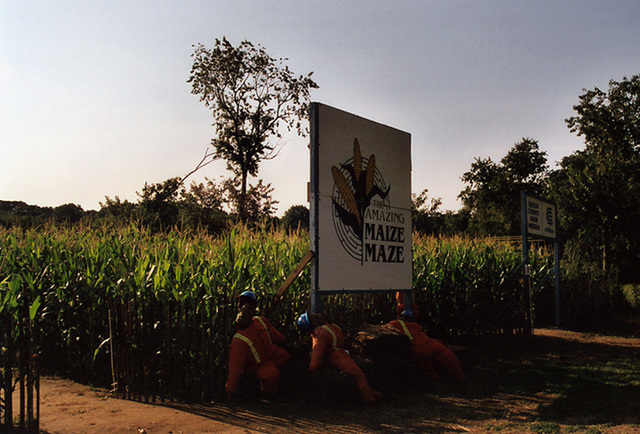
[236,291,290,367]
[297,312,383,404]
[225,292,290,399]
[386,309,466,381]
[395,291,419,318]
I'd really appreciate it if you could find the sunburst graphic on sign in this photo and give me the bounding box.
[331,138,390,262]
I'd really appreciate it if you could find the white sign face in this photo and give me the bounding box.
[526,196,556,239]
[311,103,412,292]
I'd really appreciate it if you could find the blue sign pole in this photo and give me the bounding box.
[309,103,322,314]
[521,191,532,334]
[554,240,561,326]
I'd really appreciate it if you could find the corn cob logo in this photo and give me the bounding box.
[331,138,395,263]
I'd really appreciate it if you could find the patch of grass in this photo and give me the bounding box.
[621,284,640,308]
[530,421,561,433]
[456,331,640,429]
[535,350,640,424]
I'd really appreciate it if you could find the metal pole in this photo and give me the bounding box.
[554,240,561,327]
[521,191,532,334]
[309,103,322,314]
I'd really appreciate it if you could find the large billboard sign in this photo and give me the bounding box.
[310,103,412,292]
[524,194,557,240]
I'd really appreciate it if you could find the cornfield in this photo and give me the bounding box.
[1,223,554,407]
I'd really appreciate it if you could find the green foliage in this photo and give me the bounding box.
[412,235,554,336]
[280,205,309,233]
[0,224,311,394]
[98,196,139,222]
[222,177,278,223]
[178,178,229,233]
[530,421,561,434]
[566,74,640,153]
[412,189,441,233]
[137,177,183,228]
[1,224,555,400]
[412,189,469,235]
[1,174,276,233]
[621,284,640,309]
[459,138,548,236]
[559,240,630,330]
[0,201,89,228]
[550,74,640,280]
[52,203,85,224]
[99,177,232,232]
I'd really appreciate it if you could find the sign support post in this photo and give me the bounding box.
[521,191,561,328]
[554,240,560,326]
[521,192,532,333]
[309,103,322,314]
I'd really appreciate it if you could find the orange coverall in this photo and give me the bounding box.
[225,317,290,397]
[253,316,290,368]
[310,323,381,403]
[386,319,466,381]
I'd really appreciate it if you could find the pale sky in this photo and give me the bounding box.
[2,1,639,215]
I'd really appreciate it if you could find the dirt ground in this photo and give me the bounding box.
[29,328,640,434]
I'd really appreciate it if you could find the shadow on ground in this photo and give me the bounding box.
[151,329,640,433]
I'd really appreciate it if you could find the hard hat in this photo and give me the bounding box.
[401,309,415,320]
[238,291,257,303]
[297,312,311,333]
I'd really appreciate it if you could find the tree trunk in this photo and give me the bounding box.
[240,168,248,222]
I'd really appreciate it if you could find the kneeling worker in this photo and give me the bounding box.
[386,309,466,381]
[225,296,289,399]
[297,311,383,403]
[237,291,290,368]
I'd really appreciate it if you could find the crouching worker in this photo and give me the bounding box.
[297,312,383,404]
[386,309,466,381]
[225,299,290,400]
[237,291,290,368]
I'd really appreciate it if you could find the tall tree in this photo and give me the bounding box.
[412,189,443,235]
[280,205,309,232]
[189,38,318,222]
[459,138,548,236]
[550,74,640,277]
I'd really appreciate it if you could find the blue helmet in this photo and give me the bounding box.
[297,312,311,333]
[238,291,257,305]
[401,309,415,320]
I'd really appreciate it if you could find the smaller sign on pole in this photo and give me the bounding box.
[525,196,556,240]
[522,192,561,327]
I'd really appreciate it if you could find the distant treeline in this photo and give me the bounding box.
[0,201,88,226]
[0,199,310,234]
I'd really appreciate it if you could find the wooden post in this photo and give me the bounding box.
[273,251,314,304]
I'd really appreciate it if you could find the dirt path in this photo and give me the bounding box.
[36,377,260,434]
[31,328,640,433]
